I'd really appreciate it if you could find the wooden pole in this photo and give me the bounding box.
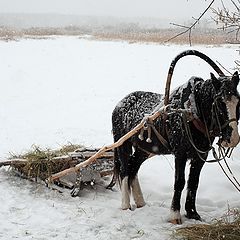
[164,50,225,106]
[48,107,165,182]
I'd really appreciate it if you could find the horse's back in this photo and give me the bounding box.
[112,91,163,140]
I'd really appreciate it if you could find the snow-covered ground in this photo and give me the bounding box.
[0,37,239,239]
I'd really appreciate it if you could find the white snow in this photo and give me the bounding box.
[0,37,240,239]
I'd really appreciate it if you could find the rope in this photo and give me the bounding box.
[138,102,240,193]
[181,111,223,163]
[184,98,240,192]
[218,146,240,192]
[182,111,240,192]
[138,47,240,192]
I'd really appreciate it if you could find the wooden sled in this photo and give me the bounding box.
[0,146,114,195]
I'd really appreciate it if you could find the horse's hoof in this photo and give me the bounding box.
[169,210,182,224]
[185,211,202,221]
[169,218,182,225]
[122,206,131,210]
[136,202,146,208]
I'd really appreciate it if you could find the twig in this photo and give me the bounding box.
[230,0,240,11]
[216,60,232,75]
[0,159,27,167]
[165,0,216,46]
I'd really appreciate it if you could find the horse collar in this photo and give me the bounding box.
[192,118,207,135]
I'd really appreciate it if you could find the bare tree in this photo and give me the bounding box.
[212,0,240,42]
[213,1,240,71]
[165,0,216,46]
[166,0,240,45]
[165,0,240,71]
[165,0,215,46]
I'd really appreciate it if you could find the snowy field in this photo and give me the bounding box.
[0,37,240,239]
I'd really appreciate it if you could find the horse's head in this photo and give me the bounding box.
[211,71,240,148]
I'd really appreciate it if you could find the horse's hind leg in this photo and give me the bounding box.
[129,148,149,208]
[131,174,145,208]
[121,176,131,210]
[116,141,132,210]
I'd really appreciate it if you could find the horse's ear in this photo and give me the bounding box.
[210,72,221,90]
[232,71,239,88]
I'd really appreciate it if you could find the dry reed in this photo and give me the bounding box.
[174,208,240,240]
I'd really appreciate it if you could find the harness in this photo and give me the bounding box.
[209,94,237,135]
[137,89,240,192]
[138,116,170,150]
[136,49,240,192]
[138,91,237,159]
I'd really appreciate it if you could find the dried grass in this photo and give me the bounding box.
[9,144,83,181]
[0,26,234,45]
[174,209,240,240]
[94,29,230,45]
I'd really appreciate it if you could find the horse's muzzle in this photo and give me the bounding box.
[221,136,240,148]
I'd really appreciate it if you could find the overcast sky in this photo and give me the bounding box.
[0,0,234,20]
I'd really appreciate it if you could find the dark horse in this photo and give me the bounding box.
[111,50,240,224]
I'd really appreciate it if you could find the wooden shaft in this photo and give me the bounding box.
[164,50,225,106]
[49,108,164,181]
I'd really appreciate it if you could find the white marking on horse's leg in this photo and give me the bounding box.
[222,96,240,147]
[169,210,182,224]
[121,177,131,210]
[131,175,145,208]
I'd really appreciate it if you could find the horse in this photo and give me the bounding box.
[111,50,240,224]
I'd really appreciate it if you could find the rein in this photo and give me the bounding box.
[217,146,240,192]
[138,101,240,193]
[181,97,240,192]
[181,110,230,163]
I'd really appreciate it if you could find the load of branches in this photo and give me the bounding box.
[0,144,114,190]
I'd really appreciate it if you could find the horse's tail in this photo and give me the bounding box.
[164,50,225,105]
[106,148,121,189]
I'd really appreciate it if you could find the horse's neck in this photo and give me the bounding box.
[194,80,215,124]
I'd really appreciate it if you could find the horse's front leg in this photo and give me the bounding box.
[170,154,187,224]
[185,158,205,220]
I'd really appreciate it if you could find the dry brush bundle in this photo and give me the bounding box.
[7,144,83,181]
[2,143,114,187]
[174,208,240,240]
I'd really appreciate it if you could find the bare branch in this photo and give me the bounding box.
[170,23,189,29]
[216,60,232,75]
[212,0,240,41]
[165,0,216,45]
[230,0,240,11]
